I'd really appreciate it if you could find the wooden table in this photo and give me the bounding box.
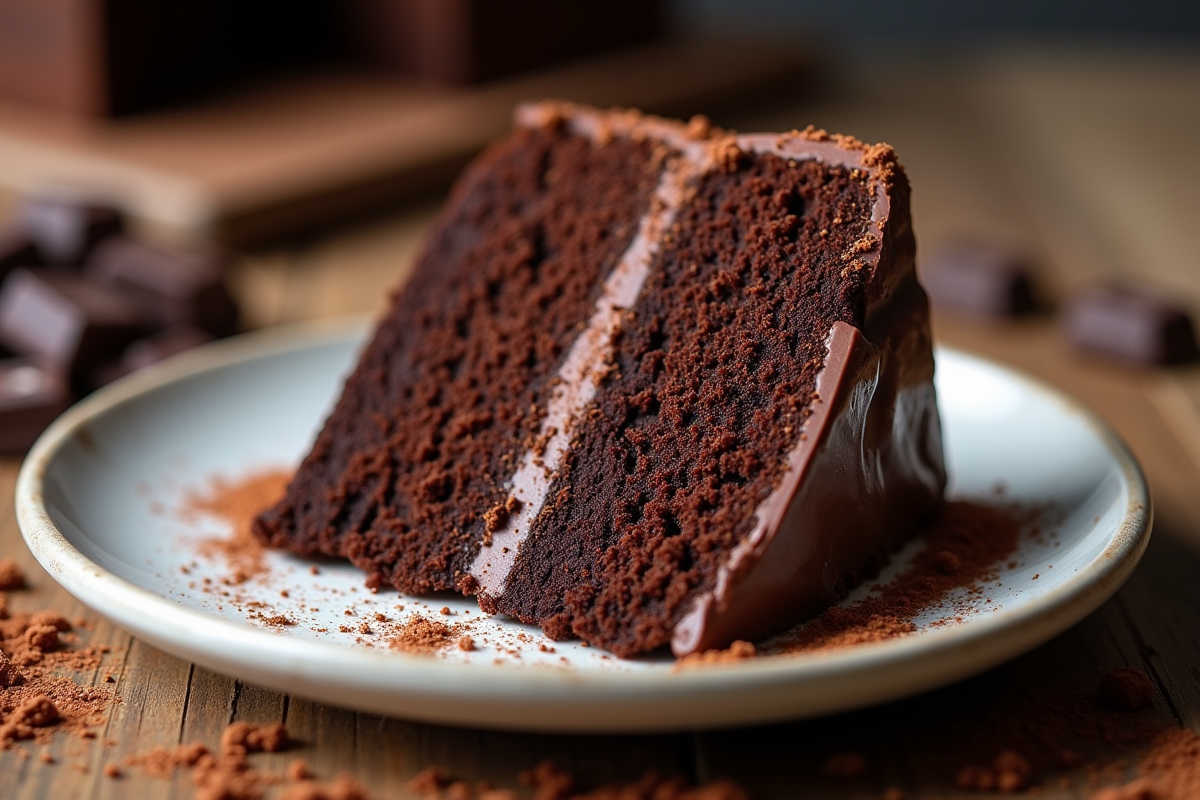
[3,43,1200,798]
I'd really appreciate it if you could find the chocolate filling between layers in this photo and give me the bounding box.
[253,128,664,593]
[485,153,880,656]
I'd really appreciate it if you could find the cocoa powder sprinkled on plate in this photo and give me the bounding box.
[389,617,467,655]
[771,500,1031,655]
[677,500,1033,663]
[181,469,291,584]
[675,640,757,669]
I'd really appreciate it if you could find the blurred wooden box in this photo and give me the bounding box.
[0,0,330,116]
[0,38,809,245]
[0,0,660,117]
[348,0,663,83]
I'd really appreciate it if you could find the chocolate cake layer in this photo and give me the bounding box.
[256,102,946,656]
[254,125,665,592]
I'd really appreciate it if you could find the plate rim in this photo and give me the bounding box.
[14,318,1153,732]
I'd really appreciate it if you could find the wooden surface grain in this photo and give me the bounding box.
[2,44,1199,799]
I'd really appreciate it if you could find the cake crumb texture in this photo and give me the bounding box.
[494,152,878,655]
[254,126,664,595]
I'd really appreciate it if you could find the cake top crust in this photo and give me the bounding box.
[515,101,910,313]
[517,100,902,178]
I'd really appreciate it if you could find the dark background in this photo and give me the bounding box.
[669,0,1200,41]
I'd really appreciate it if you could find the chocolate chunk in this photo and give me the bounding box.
[86,238,238,336]
[91,326,214,389]
[0,224,41,278]
[0,358,71,453]
[0,269,149,376]
[922,243,1038,318]
[1063,284,1199,365]
[19,198,123,266]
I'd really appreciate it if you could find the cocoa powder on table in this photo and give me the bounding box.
[908,664,1197,798]
[0,558,25,590]
[1102,726,1200,799]
[119,725,747,800]
[407,760,749,800]
[122,722,365,800]
[0,560,117,751]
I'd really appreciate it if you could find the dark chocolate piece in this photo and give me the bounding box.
[0,357,71,453]
[0,191,242,451]
[921,242,1038,318]
[0,268,148,375]
[1063,284,1199,365]
[86,238,238,337]
[91,325,214,388]
[19,198,124,266]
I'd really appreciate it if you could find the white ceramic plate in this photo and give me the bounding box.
[16,318,1151,732]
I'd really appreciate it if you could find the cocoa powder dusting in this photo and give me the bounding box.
[770,500,1031,654]
[389,616,465,655]
[116,731,747,800]
[182,469,291,584]
[675,501,1032,664]
[405,760,749,800]
[0,558,25,590]
[123,727,374,800]
[1088,722,1200,799]
[0,561,116,750]
[280,774,371,800]
[893,664,1196,797]
[675,640,757,669]
[123,723,322,800]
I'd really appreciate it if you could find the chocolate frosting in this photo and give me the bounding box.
[672,294,944,653]
[671,132,945,655]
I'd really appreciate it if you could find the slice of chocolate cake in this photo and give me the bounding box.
[254,102,946,657]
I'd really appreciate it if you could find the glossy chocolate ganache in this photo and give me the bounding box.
[255,102,946,657]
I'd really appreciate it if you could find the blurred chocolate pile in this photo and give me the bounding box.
[0,196,239,452]
[0,0,662,117]
[922,240,1199,366]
